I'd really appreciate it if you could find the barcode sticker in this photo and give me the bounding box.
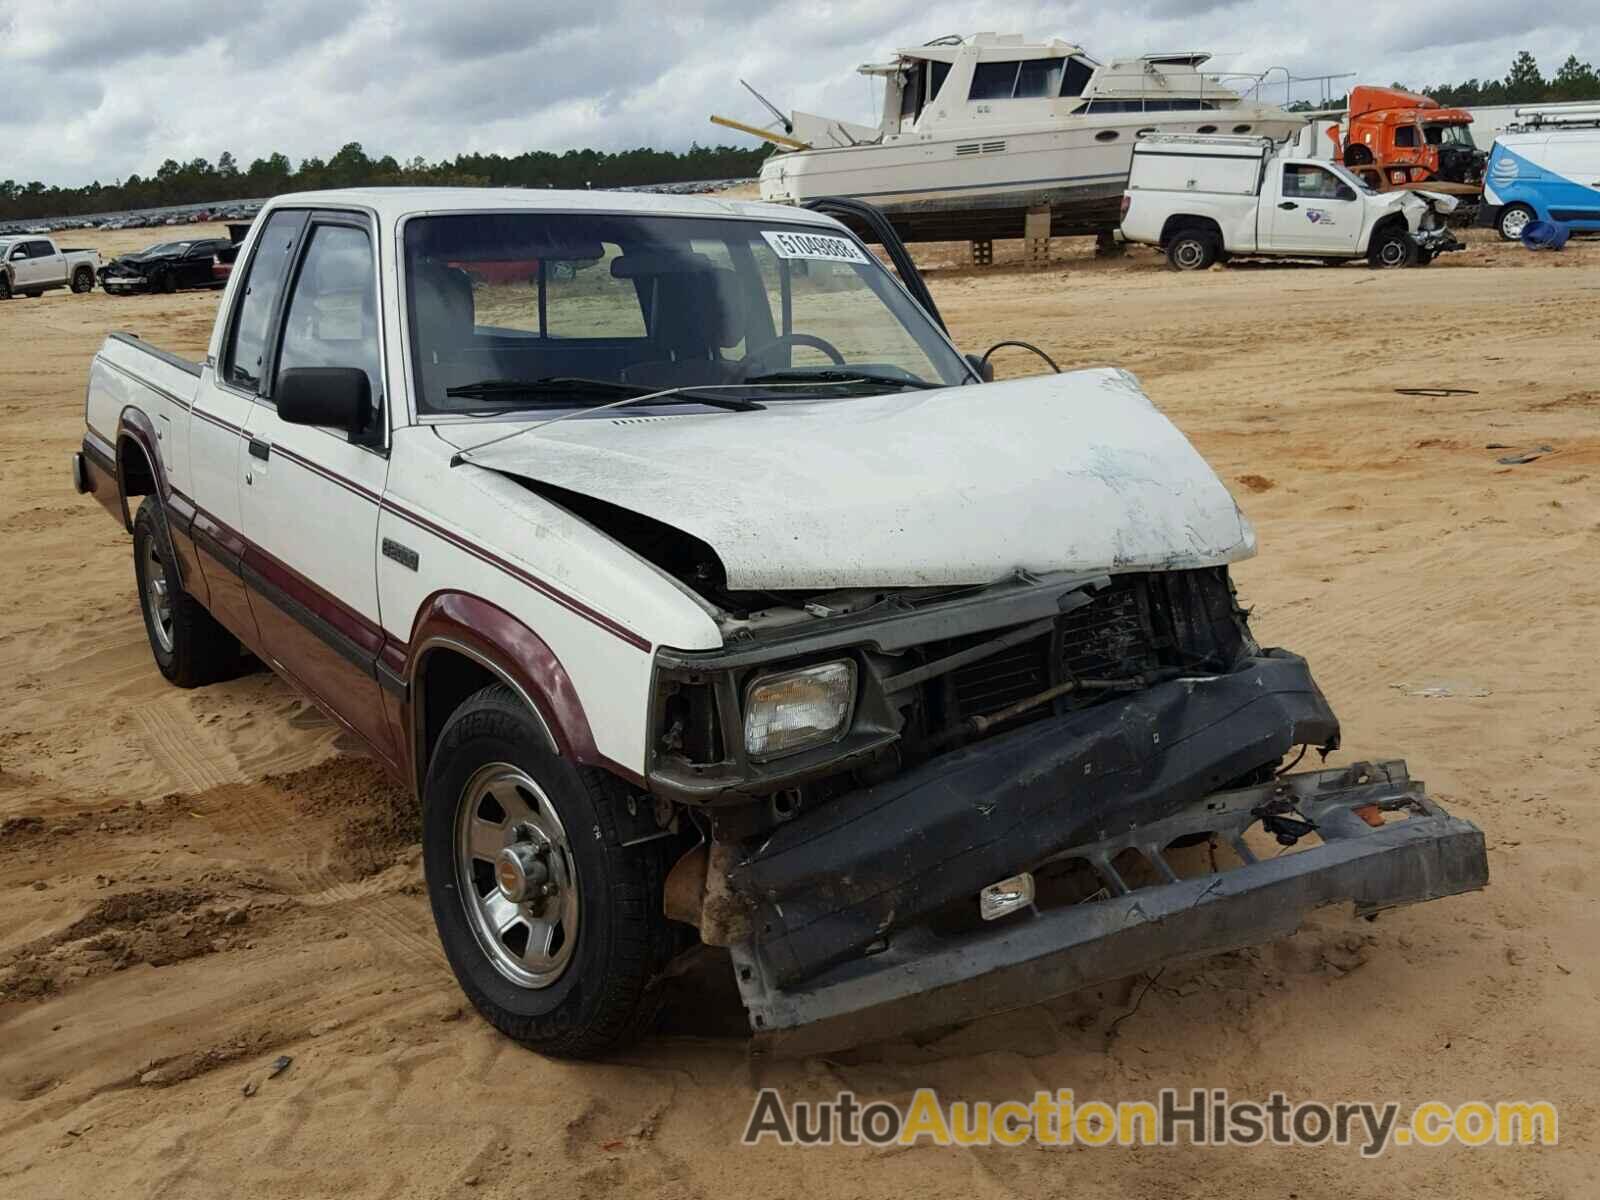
[761,229,870,264]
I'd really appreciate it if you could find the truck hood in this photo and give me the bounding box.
[444,368,1256,590]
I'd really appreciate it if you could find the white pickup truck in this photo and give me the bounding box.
[75,188,1487,1056]
[0,234,101,298]
[1120,133,1464,269]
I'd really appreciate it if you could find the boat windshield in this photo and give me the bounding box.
[403,213,972,415]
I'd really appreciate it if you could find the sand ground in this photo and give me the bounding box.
[1,223,1596,1197]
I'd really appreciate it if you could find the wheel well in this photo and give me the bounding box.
[415,646,509,792]
[118,436,156,497]
[1160,215,1222,247]
[1370,213,1407,243]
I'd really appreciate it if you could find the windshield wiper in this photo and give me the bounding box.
[445,379,770,467]
[742,368,944,391]
[444,376,759,411]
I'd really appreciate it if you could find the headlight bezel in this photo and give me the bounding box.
[741,659,858,762]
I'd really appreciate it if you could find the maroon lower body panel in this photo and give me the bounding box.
[240,543,398,766]
[163,490,209,608]
[80,434,124,528]
[189,508,266,658]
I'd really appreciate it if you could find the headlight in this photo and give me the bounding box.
[743,661,856,759]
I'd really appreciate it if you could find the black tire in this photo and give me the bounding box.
[1166,228,1219,271]
[157,270,177,294]
[1496,203,1535,242]
[422,684,675,1058]
[132,496,241,687]
[1367,227,1418,269]
[0,274,10,300]
[71,267,94,294]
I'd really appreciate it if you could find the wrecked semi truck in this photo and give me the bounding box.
[75,188,1489,1056]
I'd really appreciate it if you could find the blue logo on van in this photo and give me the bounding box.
[1490,155,1520,183]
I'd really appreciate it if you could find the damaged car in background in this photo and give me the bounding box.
[98,236,233,294]
[78,189,1489,1057]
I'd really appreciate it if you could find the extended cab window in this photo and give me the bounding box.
[225,210,304,391]
[274,223,382,423]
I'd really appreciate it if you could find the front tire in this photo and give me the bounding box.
[157,270,177,294]
[0,274,10,300]
[132,497,241,687]
[1367,228,1418,268]
[1166,228,1219,271]
[1496,203,1535,242]
[422,685,675,1058]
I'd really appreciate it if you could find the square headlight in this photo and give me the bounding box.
[743,661,856,760]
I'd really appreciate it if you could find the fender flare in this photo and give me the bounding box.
[402,591,642,797]
[114,407,168,533]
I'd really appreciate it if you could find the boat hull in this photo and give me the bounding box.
[761,111,1304,242]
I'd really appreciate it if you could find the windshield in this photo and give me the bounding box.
[1424,123,1474,147]
[144,241,189,256]
[402,212,971,415]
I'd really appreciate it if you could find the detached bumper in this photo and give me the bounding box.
[734,760,1488,1054]
[731,652,1338,988]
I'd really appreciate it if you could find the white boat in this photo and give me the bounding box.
[725,33,1306,242]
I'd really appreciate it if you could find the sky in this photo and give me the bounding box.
[2,0,1596,186]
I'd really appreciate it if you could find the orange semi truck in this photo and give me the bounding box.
[1335,85,1487,196]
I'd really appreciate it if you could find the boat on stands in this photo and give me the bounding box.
[713,33,1306,242]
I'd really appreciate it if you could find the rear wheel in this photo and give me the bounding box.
[1496,203,1535,242]
[132,497,241,687]
[71,267,94,293]
[422,685,675,1058]
[1166,228,1219,271]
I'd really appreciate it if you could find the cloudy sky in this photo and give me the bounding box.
[2,0,1595,186]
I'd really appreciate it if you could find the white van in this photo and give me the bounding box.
[1481,106,1600,239]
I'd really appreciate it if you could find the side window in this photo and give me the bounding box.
[1394,125,1418,148]
[1061,57,1094,97]
[969,61,1018,100]
[1283,164,1347,200]
[1014,58,1064,98]
[28,240,52,257]
[225,210,304,391]
[274,223,381,417]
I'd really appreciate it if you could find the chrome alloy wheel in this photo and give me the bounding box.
[454,763,579,988]
[144,537,175,654]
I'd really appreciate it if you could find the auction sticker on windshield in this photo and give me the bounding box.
[761,229,870,264]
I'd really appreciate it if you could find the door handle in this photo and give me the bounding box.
[248,437,271,461]
[1278,201,1298,210]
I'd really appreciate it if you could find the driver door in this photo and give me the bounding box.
[1267,164,1363,253]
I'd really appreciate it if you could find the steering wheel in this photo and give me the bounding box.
[737,332,846,380]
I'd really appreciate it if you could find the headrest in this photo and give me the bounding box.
[610,250,715,279]
[648,267,745,352]
[410,261,475,346]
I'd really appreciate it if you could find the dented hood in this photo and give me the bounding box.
[447,368,1256,590]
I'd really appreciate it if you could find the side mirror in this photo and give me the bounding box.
[964,352,995,383]
[1336,185,1357,202]
[9,248,25,260]
[277,367,373,439]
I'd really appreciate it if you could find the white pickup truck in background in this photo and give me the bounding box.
[1119,132,1464,270]
[0,235,101,298]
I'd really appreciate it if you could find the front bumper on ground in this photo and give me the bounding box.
[1414,228,1464,255]
[730,652,1339,988]
[732,759,1488,1054]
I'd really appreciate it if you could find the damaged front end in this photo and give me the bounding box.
[646,566,1488,1050]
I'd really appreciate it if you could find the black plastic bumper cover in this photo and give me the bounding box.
[732,651,1339,988]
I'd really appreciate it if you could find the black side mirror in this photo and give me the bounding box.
[277,367,373,439]
[1336,185,1357,202]
[964,352,995,383]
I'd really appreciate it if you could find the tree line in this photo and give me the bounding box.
[1288,50,1598,112]
[0,141,772,223]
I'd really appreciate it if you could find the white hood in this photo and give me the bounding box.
[447,368,1255,590]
